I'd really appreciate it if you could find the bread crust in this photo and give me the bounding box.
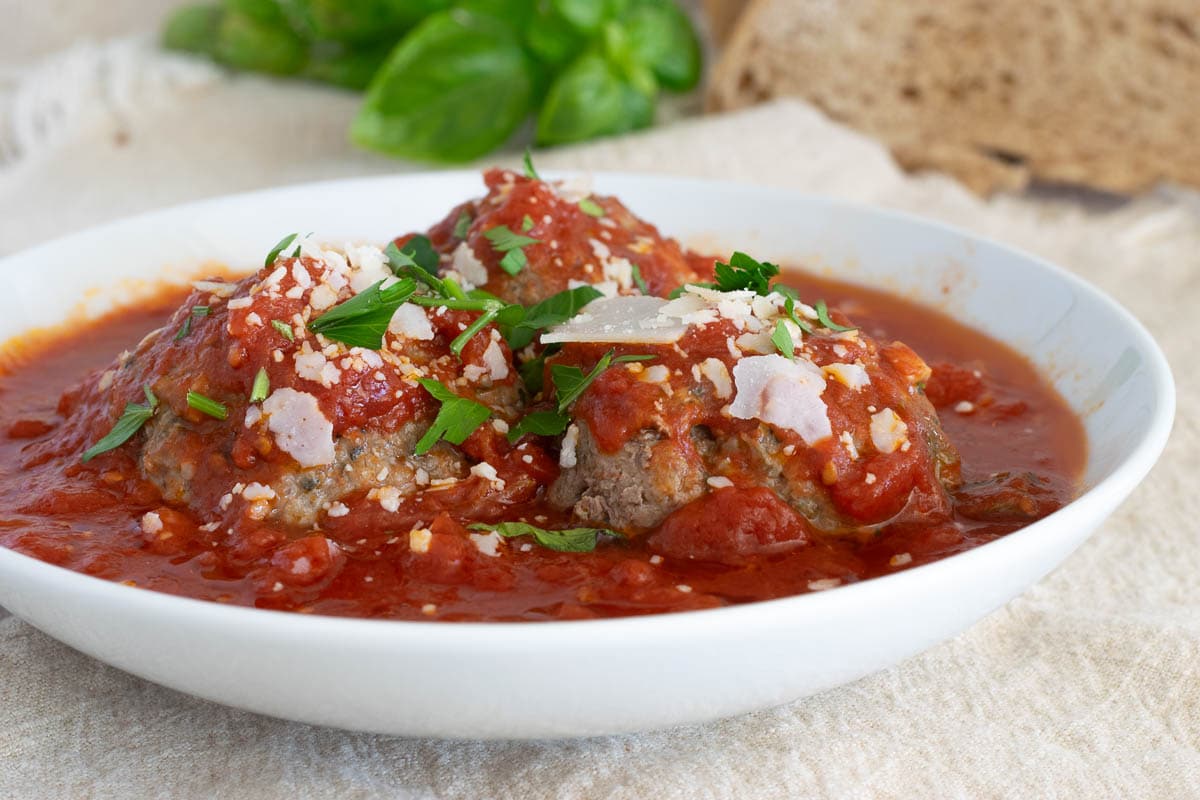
[707,0,1200,195]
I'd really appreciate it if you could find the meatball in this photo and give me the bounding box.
[81,236,523,530]
[403,168,710,306]
[541,286,962,561]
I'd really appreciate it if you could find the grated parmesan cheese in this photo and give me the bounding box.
[261,388,335,467]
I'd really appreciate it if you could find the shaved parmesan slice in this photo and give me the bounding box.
[729,354,832,445]
[541,295,688,345]
[262,388,335,467]
[698,357,732,399]
[388,302,435,340]
[451,242,489,288]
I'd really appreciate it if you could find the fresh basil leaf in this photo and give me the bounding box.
[162,3,224,54]
[307,277,416,349]
[304,0,449,42]
[504,284,603,350]
[815,299,855,332]
[506,410,570,443]
[265,232,299,268]
[303,40,394,90]
[600,19,658,97]
[351,10,535,163]
[536,50,654,145]
[212,9,307,75]
[620,0,702,91]
[552,349,652,412]
[525,3,586,66]
[414,379,492,454]
[467,521,621,553]
[772,319,795,360]
[552,0,607,34]
[81,387,158,463]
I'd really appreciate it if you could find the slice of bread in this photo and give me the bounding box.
[707,0,1200,195]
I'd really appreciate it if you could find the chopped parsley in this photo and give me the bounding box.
[771,320,795,360]
[815,299,855,332]
[414,379,492,455]
[81,386,158,463]
[578,197,604,217]
[467,521,622,553]
[552,350,653,413]
[503,284,603,350]
[306,277,417,349]
[521,214,535,232]
[249,367,270,403]
[174,305,212,342]
[394,234,439,275]
[186,391,228,420]
[453,211,472,239]
[484,225,540,276]
[265,232,299,268]
[271,319,295,342]
[630,263,648,294]
[506,409,570,443]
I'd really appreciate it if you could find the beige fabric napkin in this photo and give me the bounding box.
[2,15,1199,799]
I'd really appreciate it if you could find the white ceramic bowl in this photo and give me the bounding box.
[0,173,1174,739]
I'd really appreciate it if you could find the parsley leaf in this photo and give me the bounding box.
[307,277,417,349]
[265,233,299,268]
[395,234,440,274]
[630,263,648,294]
[507,409,570,443]
[712,251,780,295]
[386,240,445,294]
[815,299,855,332]
[522,214,535,232]
[552,350,653,412]
[453,211,472,239]
[271,319,295,342]
[82,386,158,462]
[414,379,492,455]
[578,197,604,217]
[484,225,540,276]
[467,521,622,553]
[504,284,603,350]
[772,319,795,360]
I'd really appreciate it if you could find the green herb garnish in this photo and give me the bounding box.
[414,379,492,455]
[523,147,541,180]
[249,367,270,403]
[174,305,213,342]
[484,225,541,276]
[578,197,604,217]
[453,211,472,239]
[187,391,228,421]
[552,350,653,412]
[630,263,648,294]
[467,521,623,553]
[271,319,295,342]
[815,299,855,332]
[307,277,417,349]
[772,320,796,360]
[81,386,158,463]
[521,214,535,232]
[265,232,298,268]
[503,285,603,351]
[395,234,440,275]
[507,410,571,443]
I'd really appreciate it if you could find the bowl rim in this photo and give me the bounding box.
[0,170,1177,646]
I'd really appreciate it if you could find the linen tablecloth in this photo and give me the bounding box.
[2,7,1198,798]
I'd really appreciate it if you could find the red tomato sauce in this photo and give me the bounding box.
[0,275,1086,621]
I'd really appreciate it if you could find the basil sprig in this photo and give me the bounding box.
[81,386,158,463]
[467,521,623,553]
